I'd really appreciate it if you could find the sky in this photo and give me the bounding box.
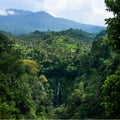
[0,0,113,26]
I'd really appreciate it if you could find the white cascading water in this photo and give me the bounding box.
[55,81,60,107]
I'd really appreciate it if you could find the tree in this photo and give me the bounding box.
[0,33,36,119]
[101,68,120,118]
[105,0,120,51]
[101,0,120,118]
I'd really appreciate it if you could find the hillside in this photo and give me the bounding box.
[0,26,120,119]
[0,9,105,35]
[18,29,95,43]
[0,0,120,119]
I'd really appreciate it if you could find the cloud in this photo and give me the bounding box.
[37,0,110,26]
[0,9,16,16]
[7,10,15,15]
[0,0,113,26]
[0,9,7,15]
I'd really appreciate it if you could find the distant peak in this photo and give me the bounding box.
[33,11,54,18]
[35,11,53,15]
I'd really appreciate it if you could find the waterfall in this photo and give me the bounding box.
[55,80,61,107]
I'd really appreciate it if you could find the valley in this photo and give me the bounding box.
[0,1,120,118]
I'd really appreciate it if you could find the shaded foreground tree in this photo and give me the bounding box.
[105,0,120,51]
[102,68,120,118]
[101,0,120,118]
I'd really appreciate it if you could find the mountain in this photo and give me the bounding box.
[0,9,105,35]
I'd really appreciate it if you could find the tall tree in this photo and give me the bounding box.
[102,68,120,118]
[105,0,120,51]
[101,0,120,118]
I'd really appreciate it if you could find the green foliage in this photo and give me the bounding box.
[0,102,16,119]
[15,29,110,119]
[1,25,119,119]
[56,89,82,119]
[102,67,120,118]
[16,30,91,105]
[99,1,120,118]
[0,32,53,119]
[0,32,13,53]
[105,0,120,51]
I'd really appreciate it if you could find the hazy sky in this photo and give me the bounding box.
[0,0,112,26]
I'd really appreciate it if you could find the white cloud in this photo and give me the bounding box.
[36,0,109,26]
[0,0,113,26]
[0,9,7,15]
[0,9,16,16]
[7,10,15,15]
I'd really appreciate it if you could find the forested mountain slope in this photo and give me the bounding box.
[0,9,105,35]
[0,0,120,118]
[0,23,120,119]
